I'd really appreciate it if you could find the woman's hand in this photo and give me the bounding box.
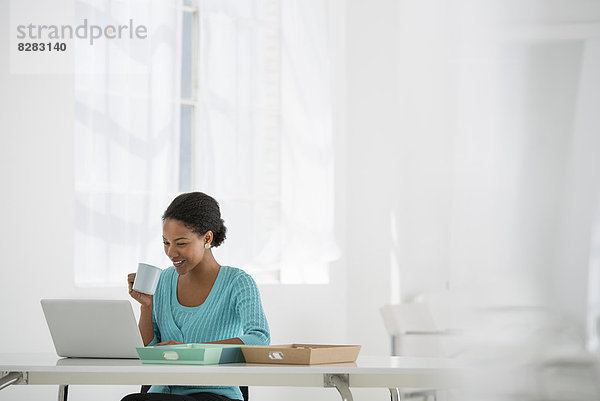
[155,340,185,346]
[127,273,153,307]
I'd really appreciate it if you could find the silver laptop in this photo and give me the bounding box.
[41,299,143,358]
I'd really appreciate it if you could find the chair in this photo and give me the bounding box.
[141,385,248,400]
[380,302,450,401]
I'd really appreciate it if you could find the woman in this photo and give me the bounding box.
[123,192,270,401]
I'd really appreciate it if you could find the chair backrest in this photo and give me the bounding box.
[380,303,437,335]
[380,297,464,358]
[240,385,249,401]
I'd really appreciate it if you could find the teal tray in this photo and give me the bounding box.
[136,343,245,365]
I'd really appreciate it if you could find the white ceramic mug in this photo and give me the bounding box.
[133,263,162,295]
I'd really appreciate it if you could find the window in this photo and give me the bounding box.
[74,0,183,285]
[75,0,338,286]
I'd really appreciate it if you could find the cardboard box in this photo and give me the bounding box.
[241,344,361,365]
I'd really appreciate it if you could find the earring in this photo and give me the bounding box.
[204,243,211,249]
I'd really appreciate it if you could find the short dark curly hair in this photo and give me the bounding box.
[162,192,227,248]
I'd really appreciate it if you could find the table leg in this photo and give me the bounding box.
[58,384,68,401]
[323,374,354,401]
[0,372,24,391]
[390,389,437,401]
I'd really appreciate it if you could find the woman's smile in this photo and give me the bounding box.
[172,259,185,268]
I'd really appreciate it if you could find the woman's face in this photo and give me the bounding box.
[162,218,210,275]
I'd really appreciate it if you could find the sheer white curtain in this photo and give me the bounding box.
[74,0,338,285]
[194,0,339,283]
[74,0,182,285]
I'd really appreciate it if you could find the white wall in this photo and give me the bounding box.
[344,0,408,356]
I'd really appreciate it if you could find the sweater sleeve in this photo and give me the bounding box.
[233,272,270,346]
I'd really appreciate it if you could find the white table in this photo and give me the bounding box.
[0,354,458,401]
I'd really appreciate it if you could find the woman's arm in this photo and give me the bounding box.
[206,338,244,345]
[139,304,155,346]
[128,273,156,346]
[233,273,270,346]
[154,338,241,346]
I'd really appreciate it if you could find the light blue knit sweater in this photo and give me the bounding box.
[148,265,270,399]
